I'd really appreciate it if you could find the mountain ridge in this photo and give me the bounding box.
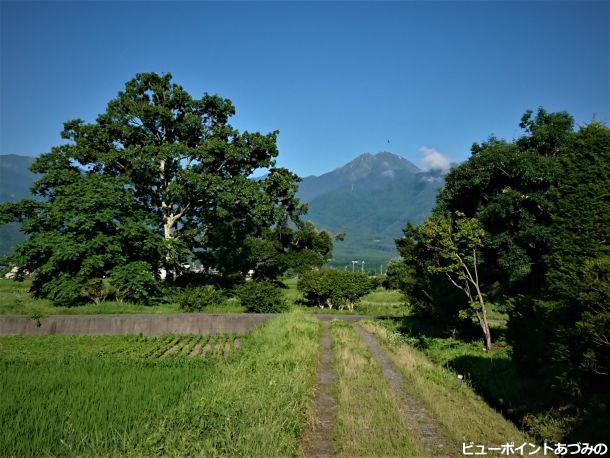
[297,151,444,268]
[0,152,444,266]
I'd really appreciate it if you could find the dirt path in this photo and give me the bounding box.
[302,321,336,458]
[354,325,450,457]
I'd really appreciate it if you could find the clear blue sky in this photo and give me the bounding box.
[1,1,608,176]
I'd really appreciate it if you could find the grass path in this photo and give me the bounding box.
[361,320,532,453]
[302,321,336,458]
[354,325,450,456]
[309,318,533,456]
[330,320,425,457]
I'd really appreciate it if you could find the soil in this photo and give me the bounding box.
[161,339,184,358]
[189,337,204,357]
[302,321,337,458]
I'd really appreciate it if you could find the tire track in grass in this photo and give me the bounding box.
[355,325,450,457]
[302,320,336,458]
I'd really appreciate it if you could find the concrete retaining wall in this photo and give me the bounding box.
[0,313,275,336]
[0,313,371,336]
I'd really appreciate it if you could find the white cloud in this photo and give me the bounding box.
[418,146,451,171]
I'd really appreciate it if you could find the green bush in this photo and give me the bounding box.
[109,262,161,305]
[234,281,287,313]
[177,285,225,312]
[297,269,374,310]
[42,273,87,307]
[382,260,411,290]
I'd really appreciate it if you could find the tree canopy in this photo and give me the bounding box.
[396,108,610,399]
[1,72,332,304]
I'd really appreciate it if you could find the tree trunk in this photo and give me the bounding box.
[474,285,492,350]
[163,215,178,282]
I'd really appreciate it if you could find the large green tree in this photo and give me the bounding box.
[509,121,610,396]
[1,172,163,306]
[436,109,571,298]
[1,72,330,304]
[397,108,610,400]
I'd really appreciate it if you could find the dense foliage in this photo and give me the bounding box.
[0,73,331,305]
[297,269,374,310]
[234,281,287,313]
[176,285,226,312]
[382,260,412,291]
[508,122,610,397]
[402,213,493,349]
[396,108,609,403]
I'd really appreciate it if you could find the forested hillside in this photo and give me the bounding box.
[298,152,445,266]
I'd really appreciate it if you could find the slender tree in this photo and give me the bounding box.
[416,213,492,349]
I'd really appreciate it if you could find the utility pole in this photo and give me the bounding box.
[380,263,383,275]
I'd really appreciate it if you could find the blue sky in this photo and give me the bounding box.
[1,1,608,176]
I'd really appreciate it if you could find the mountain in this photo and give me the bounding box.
[0,155,37,256]
[0,152,445,269]
[298,152,445,268]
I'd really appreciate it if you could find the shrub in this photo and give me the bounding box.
[42,273,87,307]
[297,269,374,310]
[382,260,411,290]
[84,278,112,305]
[297,270,335,308]
[177,285,226,312]
[109,262,161,305]
[234,281,287,313]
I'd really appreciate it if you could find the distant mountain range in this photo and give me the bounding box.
[0,152,446,266]
[298,152,445,268]
[0,155,37,256]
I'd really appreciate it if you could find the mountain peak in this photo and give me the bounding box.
[340,151,420,176]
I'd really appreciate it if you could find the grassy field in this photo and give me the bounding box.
[0,313,321,456]
[0,277,405,316]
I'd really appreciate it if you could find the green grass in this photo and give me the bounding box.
[0,278,245,315]
[133,312,321,456]
[374,315,597,444]
[0,334,212,456]
[0,277,405,316]
[283,277,408,317]
[361,320,530,452]
[331,320,425,456]
[0,313,321,456]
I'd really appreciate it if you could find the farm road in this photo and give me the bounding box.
[302,321,336,458]
[355,325,450,456]
[303,319,451,457]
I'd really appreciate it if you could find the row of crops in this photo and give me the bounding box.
[0,333,242,364]
[0,332,242,455]
[151,334,240,359]
[94,334,241,361]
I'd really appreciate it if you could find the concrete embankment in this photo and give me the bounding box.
[0,313,274,336]
[0,313,369,336]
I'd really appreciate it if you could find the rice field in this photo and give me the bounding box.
[0,314,319,456]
